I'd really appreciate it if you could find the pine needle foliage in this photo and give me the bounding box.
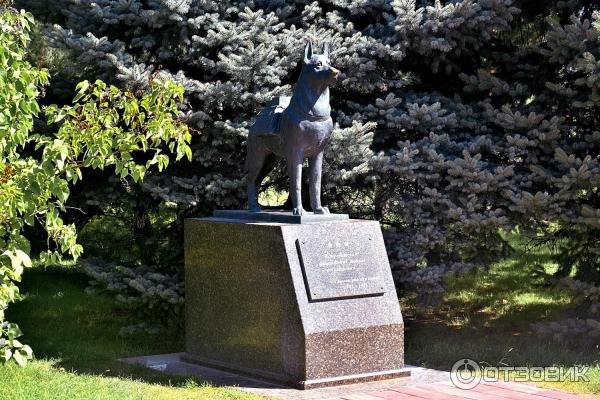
[14,0,600,297]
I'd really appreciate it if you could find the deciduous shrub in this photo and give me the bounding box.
[0,5,191,364]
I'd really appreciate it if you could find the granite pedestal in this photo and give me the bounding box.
[184,212,407,389]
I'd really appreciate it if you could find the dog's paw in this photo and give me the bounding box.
[292,207,305,216]
[248,204,262,213]
[313,207,330,215]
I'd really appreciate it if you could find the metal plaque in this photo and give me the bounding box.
[296,233,386,301]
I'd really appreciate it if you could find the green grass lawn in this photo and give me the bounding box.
[1,234,598,398]
[1,268,265,400]
[404,233,600,395]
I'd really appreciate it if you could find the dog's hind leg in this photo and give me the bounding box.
[247,135,269,212]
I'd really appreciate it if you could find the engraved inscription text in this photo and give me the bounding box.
[297,234,386,301]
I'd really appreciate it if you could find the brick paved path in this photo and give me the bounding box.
[326,381,597,400]
[122,353,597,400]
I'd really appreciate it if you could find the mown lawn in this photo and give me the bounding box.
[1,233,598,398]
[1,268,265,400]
[404,232,600,395]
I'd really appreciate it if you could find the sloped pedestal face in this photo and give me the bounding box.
[184,217,406,389]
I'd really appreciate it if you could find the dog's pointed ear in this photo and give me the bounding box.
[322,41,330,57]
[304,41,313,63]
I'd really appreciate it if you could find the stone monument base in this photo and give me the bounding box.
[181,353,410,389]
[213,209,349,224]
[184,213,407,389]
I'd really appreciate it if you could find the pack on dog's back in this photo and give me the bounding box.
[249,96,291,137]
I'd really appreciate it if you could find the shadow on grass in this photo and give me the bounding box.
[6,267,196,388]
[404,239,599,371]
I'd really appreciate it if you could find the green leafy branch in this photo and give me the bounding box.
[0,7,192,365]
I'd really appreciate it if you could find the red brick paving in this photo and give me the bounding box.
[368,390,419,399]
[363,392,423,400]
[341,382,598,400]
[468,383,556,399]
[340,394,389,400]
[535,389,598,400]
[389,385,468,399]
[493,383,590,399]
[424,383,512,400]
[486,381,598,400]
[122,354,598,400]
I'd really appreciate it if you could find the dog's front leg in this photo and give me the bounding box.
[309,152,329,214]
[287,149,304,215]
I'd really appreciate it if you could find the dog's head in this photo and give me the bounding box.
[303,41,340,85]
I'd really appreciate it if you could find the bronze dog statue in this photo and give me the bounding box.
[247,42,339,215]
